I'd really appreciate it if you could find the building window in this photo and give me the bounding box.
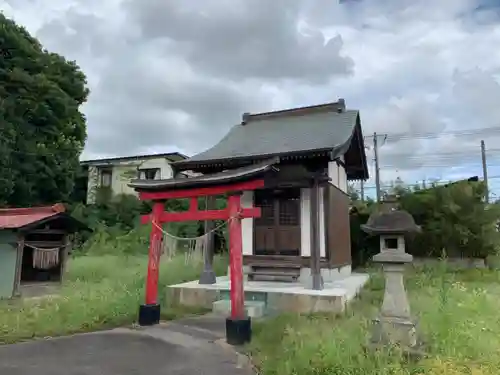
[100,169,112,187]
[138,168,160,180]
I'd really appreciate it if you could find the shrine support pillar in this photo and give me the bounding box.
[225,193,251,345]
[199,195,217,284]
[309,177,324,290]
[138,201,164,326]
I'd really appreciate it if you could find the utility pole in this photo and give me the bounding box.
[481,140,489,203]
[360,180,365,202]
[373,132,381,202]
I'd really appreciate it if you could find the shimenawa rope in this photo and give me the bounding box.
[24,243,62,270]
[151,212,240,264]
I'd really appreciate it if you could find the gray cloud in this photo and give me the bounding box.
[20,0,354,159]
[125,0,353,83]
[4,0,500,188]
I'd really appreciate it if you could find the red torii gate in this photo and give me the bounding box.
[137,178,264,345]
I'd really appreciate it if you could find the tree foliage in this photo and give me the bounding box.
[70,193,230,254]
[399,181,500,258]
[0,14,89,207]
[351,180,500,266]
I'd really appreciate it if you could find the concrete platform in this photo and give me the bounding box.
[212,300,266,318]
[167,273,369,316]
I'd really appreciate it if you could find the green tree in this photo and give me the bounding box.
[347,183,359,201]
[350,179,500,267]
[400,180,500,258]
[0,14,89,207]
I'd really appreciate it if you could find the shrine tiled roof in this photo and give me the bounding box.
[172,100,366,178]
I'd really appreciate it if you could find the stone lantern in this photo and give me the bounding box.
[361,195,422,351]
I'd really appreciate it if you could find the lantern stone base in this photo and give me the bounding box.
[370,315,426,360]
[371,316,417,347]
[138,303,161,326]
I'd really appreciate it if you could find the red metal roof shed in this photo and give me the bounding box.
[0,204,66,229]
[0,204,88,232]
[0,204,90,299]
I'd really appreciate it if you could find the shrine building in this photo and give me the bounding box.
[156,99,369,286]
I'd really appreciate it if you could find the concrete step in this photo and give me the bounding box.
[247,262,301,269]
[248,271,298,282]
[248,266,300,282]
[250,268,300,275]
[212,300,266,318]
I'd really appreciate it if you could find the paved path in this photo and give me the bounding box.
[0,315,253,375]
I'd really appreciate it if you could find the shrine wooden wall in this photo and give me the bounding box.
[324,184,352,267]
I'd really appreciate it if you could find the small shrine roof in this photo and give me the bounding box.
[129,158,280,191]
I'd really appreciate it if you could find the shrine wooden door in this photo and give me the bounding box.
[253,188,301,256]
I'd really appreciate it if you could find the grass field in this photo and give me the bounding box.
[1,254,499,375]
[0,254,227,344]
[250,266,500,375]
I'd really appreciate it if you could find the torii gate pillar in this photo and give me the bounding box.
[136,179,263,346]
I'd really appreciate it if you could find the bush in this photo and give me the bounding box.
[79,224,151,256]
[69,193,149,232]
[401,181,500,258]
[69,193,230,256]
[350,210,378,268]
[350,181,500,266]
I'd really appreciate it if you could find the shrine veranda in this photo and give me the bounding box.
[168,274,370,317]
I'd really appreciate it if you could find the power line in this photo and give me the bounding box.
[375,148,500,169]
[357,174,500,190]
[380,148,500,158]
[364,126,500,141]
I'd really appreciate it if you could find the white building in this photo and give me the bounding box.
[81,152,189,204]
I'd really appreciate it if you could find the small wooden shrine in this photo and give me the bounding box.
[170,99,369,287]
[132,99,369,287]
[129,99,369,344]
[0,204,89,299]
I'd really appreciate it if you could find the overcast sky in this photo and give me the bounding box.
[3,0,500,193]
